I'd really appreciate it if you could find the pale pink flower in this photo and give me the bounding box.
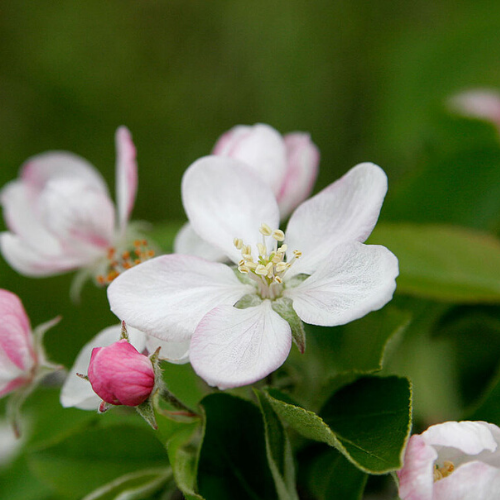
[448,89,500,134]
[398,421,500,500]
[60,324,189,410]
[87,339,155,407]
[0,127,139,291]
[108,158,398,389]
[174,124,319,259]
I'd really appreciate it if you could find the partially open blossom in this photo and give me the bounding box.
[108,158,398,389]
[0,127,148,292]
[174,123,319,258]
[0,290,37,398]
[61,324,189,410]
[88,339,155,407]
[398,421,500,500]
[448,89,500,134]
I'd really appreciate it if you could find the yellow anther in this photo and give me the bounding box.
[293,250,302,258]
[239,259,245,267]
[255,264,268,276]
[278,244,287,253]
[246,261,257,269]
[272,254,282,264]
[260,223,272,236]
[276,262,288,273]
[272,229,285,241]
[257,243,266,256]
[434,461,455,482]
[234,238,244,249]
[238,265,250,274]
[275,276,283,284]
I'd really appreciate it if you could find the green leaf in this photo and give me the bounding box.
[306,449,367,500]
[467,359,500,426]
[27,423,168,499]
[264,375,412,474]
[272,297,306,353]
[82,468,172,500]
[197,393,277,500]
[255,390,299,500]
[369,223,500,303]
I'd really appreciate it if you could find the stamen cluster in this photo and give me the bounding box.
[97,239,155,285]
[234,223,301,299]
[433,460,455,482]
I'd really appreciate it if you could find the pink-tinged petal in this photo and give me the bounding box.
[115,126,138,233]
[39,177,115,255]
[60,324,146,410]
[182,156,280,264]
[0,290,35,371]
[146,336,190,364]
[190,300,292,389]
[285,163,388,277]
[0,233,83,276]
[277,133,320,218]
[174,223,227,262]
[108,254,251,341]
[449,89,500,128]
[1,181,62,256]
[212,124,287,195]
[285,242,398,327]
[433,461,500,500]
[423,421,498,456]
[21,151,108,195]
[398,435,437,500]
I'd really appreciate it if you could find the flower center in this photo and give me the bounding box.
[96,239,155,285]
[234,223,301,299]
[433,461,455,482]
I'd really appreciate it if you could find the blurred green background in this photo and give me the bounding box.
[1,0,500,397]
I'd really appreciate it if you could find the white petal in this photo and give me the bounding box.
[285,162,388,276]
[182,156,280,263]
[285,242,398,327]
[277,133,320,218]
[190,300,291,389]
[174,222,227,262]
[0,181,62,256]
[433,461,500,500]
[107,254,251,341]
[115,126,138,233]
[146,336,190,364]
[449,89,500,125]
[39,177,115,256]
[212,124,287,195]
[0,233,84,276]
[423,421,499,456]
[20,151,108,194]
[60,324,146,410]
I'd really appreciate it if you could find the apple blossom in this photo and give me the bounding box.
[448,89,500,134]
[398,421,500,500]
[108,157,398,389]
[174,123,319,258]
[87,339,155,407]
[60,323,189,410]
[0,127,152,295]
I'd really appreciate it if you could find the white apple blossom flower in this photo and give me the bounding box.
[398,421,500,500]
[108,158,398,389]
[174,124,319,259]
[0,127,149,295]
[60,323,189,411]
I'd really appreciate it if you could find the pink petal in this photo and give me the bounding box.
[285,162,388,277]
[212,124,287,195]
[285,242,398,327]
[398,435,437,500]
[182,156,280,264]
[115,126,138,233]
[449,89,500,128]
[433,461,500,500]
[107,254,251,341]
[190,300,292,389]
[60,324,146,410]
[277,133,320,218]
[174,223,227,262]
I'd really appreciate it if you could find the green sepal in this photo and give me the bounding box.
[234,293,263,309]
[272,297,306,353]
[136,394,158,430]
[284,273,310,288]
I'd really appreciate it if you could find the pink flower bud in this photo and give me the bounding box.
[0,290,37,398]
[88,339,155,406]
